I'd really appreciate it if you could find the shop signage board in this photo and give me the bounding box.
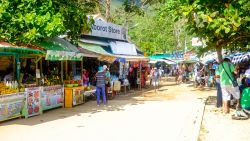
[0,92,26,122]
[46,51,84,61]
[87,20,128,41]
[110,41,137,55]
[25,87,41,117]
[72,89,84,106]
[41,85,64,110]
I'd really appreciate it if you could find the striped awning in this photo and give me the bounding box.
[231,52,250,64]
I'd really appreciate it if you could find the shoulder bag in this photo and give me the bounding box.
[221,63,238,87]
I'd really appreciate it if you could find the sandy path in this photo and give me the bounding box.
[0,80,212,141]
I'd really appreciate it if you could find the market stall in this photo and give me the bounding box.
[0,42,44,121]
[36,37,89,109]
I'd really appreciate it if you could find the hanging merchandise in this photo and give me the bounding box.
[119,62,123,79]
[124,62,129,75]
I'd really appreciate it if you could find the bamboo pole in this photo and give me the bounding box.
[61,61,63,84]
[13,56,16,80]
[36,56,38,86]
[139,61,142,91]
[40,58,42,78]
[65,61,68,80]
[81,59,83,80]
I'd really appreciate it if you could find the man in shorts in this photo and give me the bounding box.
[216,58,240,113]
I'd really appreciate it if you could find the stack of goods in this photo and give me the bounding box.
[0,81,19,94]
[64,80,82,87]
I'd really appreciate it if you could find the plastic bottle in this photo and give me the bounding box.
[14,81,18,89]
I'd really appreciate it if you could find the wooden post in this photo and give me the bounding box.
[16,56,20,87]
[65,60,68,80]
[81,60,83,79]
[139,61,142,91]
[36,56,38,86]
[13,56,16,79]
[40,58,42,78]
[61,61,64,84]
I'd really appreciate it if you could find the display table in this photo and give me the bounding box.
[41,85,64,111]
[64,86,96,108]
[0,92,26,122]
[64,86,85,108]
[84,90,96,97]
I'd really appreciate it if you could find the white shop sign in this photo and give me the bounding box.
[87,20,128,41]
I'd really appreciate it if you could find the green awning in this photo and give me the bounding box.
[78,42,116,62]
[36,37,83,61]
[36,37,79,52]
[78,42,113,56]
[0,44,44,56]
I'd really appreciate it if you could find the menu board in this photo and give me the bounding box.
[41,85,64,110]
[72,89,84,106]
[0,92,26,121]
[25,87,41,117]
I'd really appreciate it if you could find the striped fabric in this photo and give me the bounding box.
[96,72,106,87]
[232,52,250,64]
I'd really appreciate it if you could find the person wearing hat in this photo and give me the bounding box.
[217,57,240,113]
[95,66,106,106]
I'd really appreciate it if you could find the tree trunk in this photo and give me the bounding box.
[216,45,223,63]
[105,0,111,22]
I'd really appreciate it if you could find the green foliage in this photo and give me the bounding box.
[0,0,65,44]
[112,2,189,56]
[0,0,97,45]
[159,0,250,60]
[52,0,97,43]
[123,0,144,15]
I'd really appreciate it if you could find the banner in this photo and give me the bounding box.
[25,87,41,117]
[72,89,84,106]
[46,50,84,61]
[0,92,26,121]
[41,85,64,110]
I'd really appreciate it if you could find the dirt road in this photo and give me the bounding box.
[0,80,214,141]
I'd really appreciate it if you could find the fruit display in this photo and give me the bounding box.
[44,68,62,86]
[44,75,61,86]
[64,80,81,87]
[84,86,93,91]
[0,82,18,95]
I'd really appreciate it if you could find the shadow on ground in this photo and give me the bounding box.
[0,77,206,126]
[206,96,217,105]
[0,78,176,126]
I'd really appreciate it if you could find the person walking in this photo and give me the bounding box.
[217,58,240,113]
[95,66,106,106]
[152,67,160,91]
